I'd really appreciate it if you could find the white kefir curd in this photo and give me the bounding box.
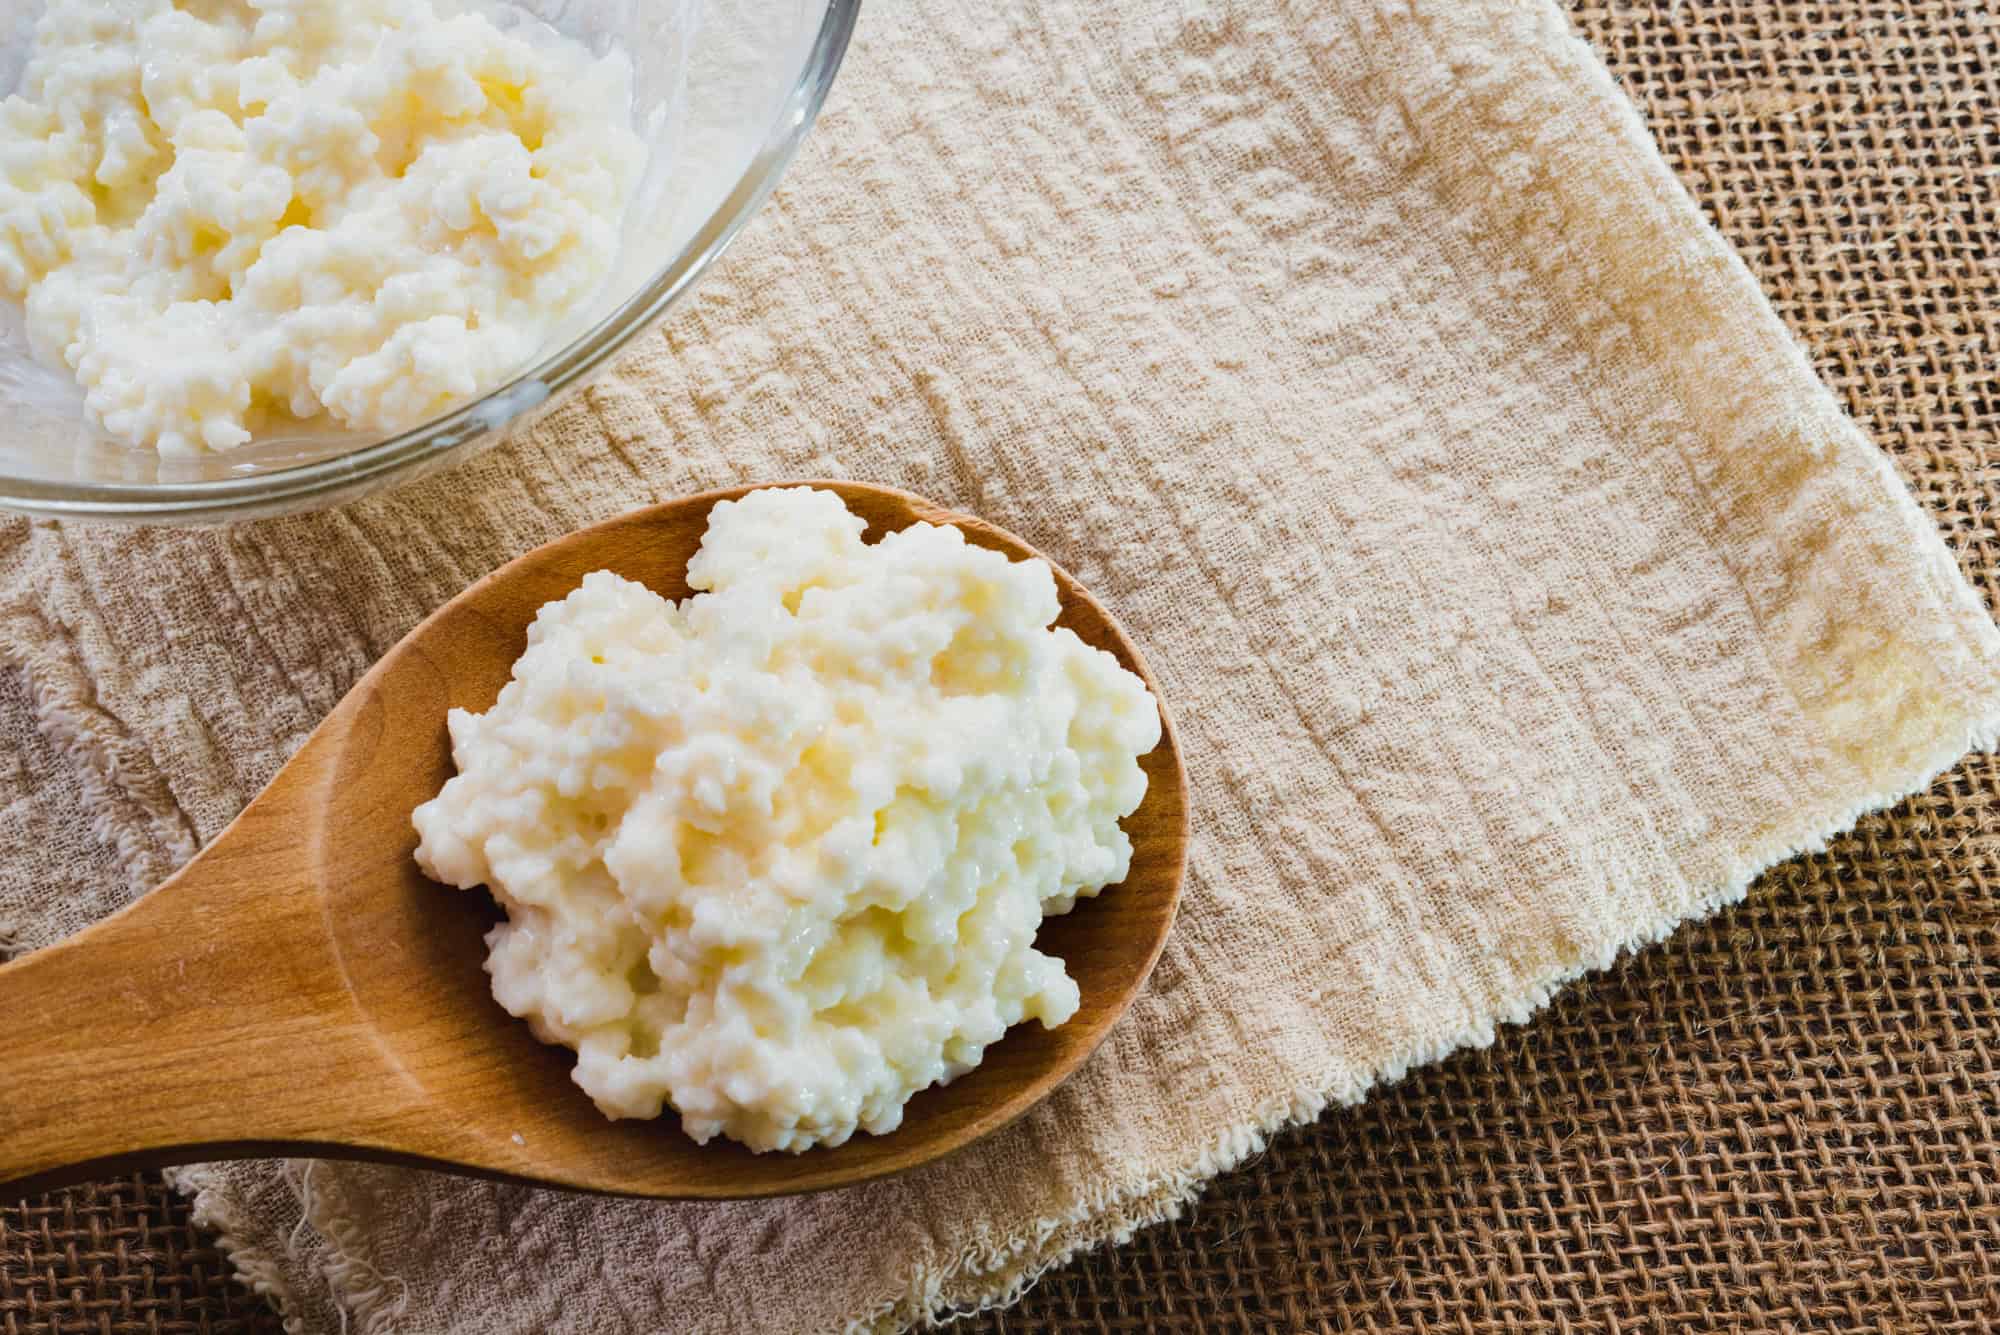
[0,0,643,455]
[412,488,1162,1153]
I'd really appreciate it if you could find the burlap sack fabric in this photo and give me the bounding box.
[4,0,1998,1331]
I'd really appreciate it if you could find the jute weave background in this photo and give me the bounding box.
[5,0,1997,1330]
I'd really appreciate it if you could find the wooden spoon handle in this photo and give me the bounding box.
[0,797,400,1196]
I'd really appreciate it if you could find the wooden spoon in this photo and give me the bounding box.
[0,480,1186,1200]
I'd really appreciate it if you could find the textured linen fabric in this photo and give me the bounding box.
[4,1,1999,1331]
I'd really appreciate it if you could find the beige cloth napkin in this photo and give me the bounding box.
[6,1,1999,1330]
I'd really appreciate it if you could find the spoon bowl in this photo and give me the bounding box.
[0,480,1187,1198]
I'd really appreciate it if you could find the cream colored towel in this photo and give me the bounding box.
[5,2,1998,1331]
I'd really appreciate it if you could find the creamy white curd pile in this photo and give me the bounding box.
[0,0,643,455]
[412,488,1162,1153]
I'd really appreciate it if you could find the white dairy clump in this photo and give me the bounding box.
[0,0,643,455]
[412,488,1162,1153]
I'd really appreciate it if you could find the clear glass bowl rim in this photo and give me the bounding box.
[0,0,860,522]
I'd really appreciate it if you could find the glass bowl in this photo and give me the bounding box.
[0,0,858,523]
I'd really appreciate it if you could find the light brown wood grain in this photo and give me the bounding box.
[0,480,1188,1199]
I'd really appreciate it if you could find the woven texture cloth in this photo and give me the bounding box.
[5,0,1999,1332]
